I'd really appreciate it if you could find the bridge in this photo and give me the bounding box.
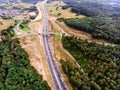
[37,32,60,35]
[17,31,61,38]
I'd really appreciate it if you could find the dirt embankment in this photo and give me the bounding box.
[18,2,55,89]
[32,2,42,22]
[0,18,15,31]
[20,20,55,90]
[48,17,73,90]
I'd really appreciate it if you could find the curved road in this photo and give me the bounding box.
[41,1,67,90]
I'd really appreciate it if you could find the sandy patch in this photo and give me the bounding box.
[0,18,15,31]
[32,2,42,22]
[46,1,86,18]
[48,17,73,90]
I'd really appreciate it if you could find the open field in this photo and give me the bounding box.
[19,23,31,32]
[5,19,14,22]
[15,19,22,24]
[46,1,113,45]
[0,18,15,31]
[54,34,60,39]
[49,16,110,45]
[57,21,111,44]
[46,1,85,18]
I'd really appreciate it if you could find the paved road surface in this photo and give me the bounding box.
[41,1,67,90]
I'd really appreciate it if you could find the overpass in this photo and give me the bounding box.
[17,31,61,38]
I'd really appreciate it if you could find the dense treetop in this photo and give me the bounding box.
[48,0,120,19]
[61,36,120,90]
[64,18,120,44]
[62,0,120,19]
[0,27,51,90]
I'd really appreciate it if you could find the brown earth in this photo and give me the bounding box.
[48,18,73,90]
[0,18,15,31]
[46,1,85,18]
[57,22,111,44]
[19,20,55,90]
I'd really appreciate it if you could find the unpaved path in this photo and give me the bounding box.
[32,2,42,22]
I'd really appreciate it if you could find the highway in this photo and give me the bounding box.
[41,1,67,90]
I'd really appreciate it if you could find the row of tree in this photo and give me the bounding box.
[61,36,120,90]
[64,18,120,44]
[0,26,51,90]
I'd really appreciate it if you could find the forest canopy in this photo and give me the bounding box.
[62,0,120,19]
[61,36,120,90]
[0,27,50,90]
[64,18,120,44]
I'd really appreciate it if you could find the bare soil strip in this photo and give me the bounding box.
[48,18,73,90]
[0,18,15,31]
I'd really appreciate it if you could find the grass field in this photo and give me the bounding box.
[0,18,15,31]
[19,24,31,32]
[5,19,14,23]
[69,48,90,70]
[0,21,3,25]
[15,19,22,24]
[54,34,60,39]
[46,1,86,18]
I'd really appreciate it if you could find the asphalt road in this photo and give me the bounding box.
[41,1,67,90]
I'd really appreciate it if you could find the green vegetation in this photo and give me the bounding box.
[15,19,22,25]
[0,21,3,25]
[19,25,31,32]
[54,34,60,39]
[57,13,61,16]
[62,36,120,90]
[60,0,120,19]
[64,18,120,44]
[57,18,64,22]
[61,60,90,90]
[0,26,51,90]
[45,4,61,16]
[45,4,50,8]
[19,21,31,32]
[5,19,14,23]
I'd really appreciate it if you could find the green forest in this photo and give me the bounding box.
[64,18,120,44]
[61,0,120,19]
[0,26,50,90]
[61,36,120,90]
